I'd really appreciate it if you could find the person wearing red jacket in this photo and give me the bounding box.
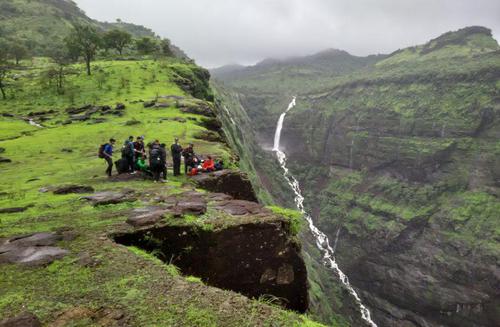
[202,156,215,172]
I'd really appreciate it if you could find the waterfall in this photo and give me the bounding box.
[272,97,377,327]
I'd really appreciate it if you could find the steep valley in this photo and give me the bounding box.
[214,26,500,327]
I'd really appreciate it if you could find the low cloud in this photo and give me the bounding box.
[75,0,500,68]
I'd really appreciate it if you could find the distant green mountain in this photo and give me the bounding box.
[0,0,188,57]
[212,49,386,93]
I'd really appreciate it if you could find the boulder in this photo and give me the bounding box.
[179,103,215,117]
[65,107,87,115]
[143,100,156,108]
[198,117,222,131]
[193,130,223,142]
[88,118,107,124]
[125,119,141,126]
[0,206,31,214]
[82,190,136,206]
[205,193,233,202]
[160,117,187,123]
[0,312,41,327]
[115,103,126,110]
[192,170,258,202]
[0,232,68,266]
[53,185,94,195]
[126,207,167,227]
[28,109,55,117]
[0,157,12,163]
[174,199,207,216]
[215,200,266,216]
[70,114,90,121]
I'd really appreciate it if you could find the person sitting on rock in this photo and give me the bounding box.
[136,156,152,177]
[202,155,215,172]
[214,159,224,171]
[182,143,195,175]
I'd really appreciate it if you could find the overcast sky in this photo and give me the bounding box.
[74,0,500,68]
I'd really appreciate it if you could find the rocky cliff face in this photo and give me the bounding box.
[214,26,500,326]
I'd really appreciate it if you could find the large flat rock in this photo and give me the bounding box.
[53,185,94,195]
[82,190,137,206]
[0,233,68,267]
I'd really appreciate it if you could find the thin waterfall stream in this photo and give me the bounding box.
[272,97,377,327]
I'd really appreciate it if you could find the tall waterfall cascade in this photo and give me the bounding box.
[272,97,377,327]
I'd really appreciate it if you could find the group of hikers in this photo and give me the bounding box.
[98,136,224,182]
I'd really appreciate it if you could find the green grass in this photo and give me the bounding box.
[267,206,303,235]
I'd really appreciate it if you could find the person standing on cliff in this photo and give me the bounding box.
[182,143,195,175]
[101,138,116,177]
[170,138,183,176]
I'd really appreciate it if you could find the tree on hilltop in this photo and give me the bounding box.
[160,38,174,57]
[46,45,72,94]
[103,29,132,55]
[9,41,29,65]
[135,37,158,55]
[65,24,102,76]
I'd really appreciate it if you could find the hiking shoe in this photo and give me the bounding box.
[160,179,167,183]
[130,171,137,175]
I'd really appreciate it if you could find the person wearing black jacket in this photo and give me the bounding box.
[149,140,162,182]
[182,143,195,175]
[170,138,183,176]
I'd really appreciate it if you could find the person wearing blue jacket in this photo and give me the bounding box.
[103,138,116,177]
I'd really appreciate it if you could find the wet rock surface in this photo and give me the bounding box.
[82,190,137,206]
[192,170,258,202]
[127,192,208,227]
[215,200,267,216]
[53,185,95,195]
[0,232,68,266]
[126,206,168,227]
[0,312,41,327]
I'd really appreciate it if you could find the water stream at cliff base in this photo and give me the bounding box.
[273,97,377,327]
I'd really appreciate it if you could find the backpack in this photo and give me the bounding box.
[115,158,128,174]
[150,147,162,168]
[98,143,108,158]
[121,143,132,157]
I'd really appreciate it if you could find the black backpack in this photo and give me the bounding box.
[98,144,108,158]
[150,148,162,167]
[121,143,132,157]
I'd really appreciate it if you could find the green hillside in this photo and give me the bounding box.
[0,0,157,55]
[0,55,325,326]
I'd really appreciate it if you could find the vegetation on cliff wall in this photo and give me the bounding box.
[214,26,500,327]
